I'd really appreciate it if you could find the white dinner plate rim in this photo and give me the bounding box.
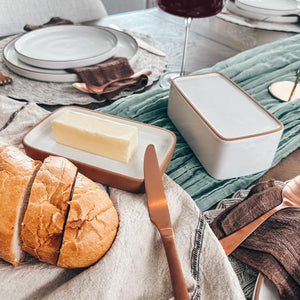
[3,53,78,82]
[226,2,299,23]
[252,273,280,300]
[14,25,118,69]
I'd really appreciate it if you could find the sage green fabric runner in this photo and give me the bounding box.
[99,34,300,211]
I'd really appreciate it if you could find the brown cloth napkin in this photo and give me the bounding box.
[69,57,149,101]
[210,180,300,300]
[23,17,73,31]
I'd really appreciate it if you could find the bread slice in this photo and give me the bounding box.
[57,172,118,268]
[0,142,41,266]
[21,156,77,265]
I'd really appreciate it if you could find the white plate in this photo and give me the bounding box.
[14,25,118,69]
[22,107,176,192]
[3,37,78,82]
[236,0,299,16]
[226,2,299,23]
[3,27,138,82]
[252,273,280,300]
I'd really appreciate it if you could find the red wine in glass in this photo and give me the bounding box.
[158,0,223,18]
[158,0,224,87]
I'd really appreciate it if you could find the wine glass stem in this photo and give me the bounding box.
[180,17,192,76]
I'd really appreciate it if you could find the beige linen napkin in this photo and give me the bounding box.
[0,95,244,300]
[0,96,48,149]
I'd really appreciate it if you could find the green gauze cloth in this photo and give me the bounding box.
[98,34,300,211]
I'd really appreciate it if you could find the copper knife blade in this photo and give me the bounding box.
[144,144,189,300]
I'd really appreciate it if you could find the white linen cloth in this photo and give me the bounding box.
[0,95,244,300]
[0,0,107,37]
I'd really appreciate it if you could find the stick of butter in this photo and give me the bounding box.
[51,110,138,163]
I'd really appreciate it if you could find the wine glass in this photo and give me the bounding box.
[158,0,224,87]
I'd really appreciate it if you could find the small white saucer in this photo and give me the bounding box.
[269,81,300,102]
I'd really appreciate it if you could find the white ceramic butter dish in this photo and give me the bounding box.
[23,106,176,193]
[168,72,284,179]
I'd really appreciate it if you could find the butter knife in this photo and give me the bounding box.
[134,37,166,57]
[144,144,189,300]
[108,24,166,57]
[288,68,300,101]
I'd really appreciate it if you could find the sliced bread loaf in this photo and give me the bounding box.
[57,172,119,268]
[21,156,77,265]
[0,141,41,266]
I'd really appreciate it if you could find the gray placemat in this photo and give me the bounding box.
[0,29,166,105]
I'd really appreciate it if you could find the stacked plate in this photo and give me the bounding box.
[226,0,300,23]
[3,25,138,82]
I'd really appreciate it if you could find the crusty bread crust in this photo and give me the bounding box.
[57,172,118,269]
[0,143,41,266]
[21,156,77,265]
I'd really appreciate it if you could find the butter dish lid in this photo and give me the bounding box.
[172,73,283,140]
